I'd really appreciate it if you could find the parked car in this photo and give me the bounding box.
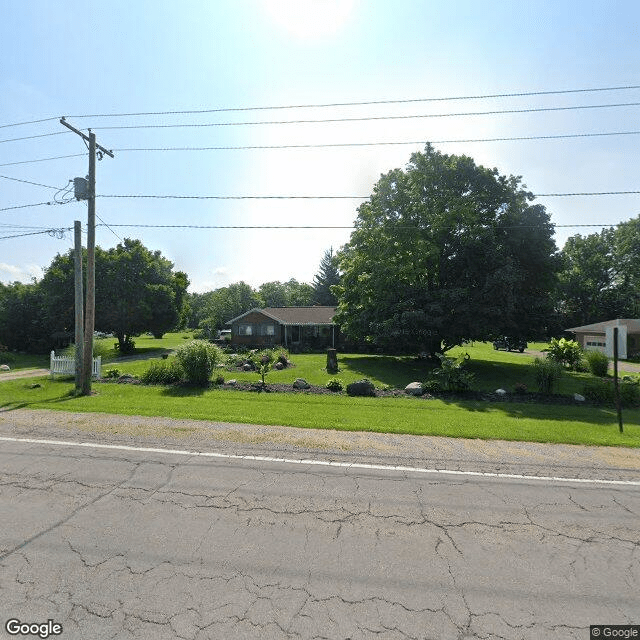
[493,337,527,353]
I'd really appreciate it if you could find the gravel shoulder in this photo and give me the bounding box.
[1,407,639,483]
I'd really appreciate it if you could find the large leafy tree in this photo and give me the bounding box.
[259,279,313,307]
[311,248,340,306]
[556,216,640,326]
[334,144,559,353]
[95,238,189,348]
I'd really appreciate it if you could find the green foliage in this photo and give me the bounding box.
[584,350,610,377]
[426,353,474,392]
[140,359,183,385]
[311,248,340,306]
[546,338,583,370]
[533,357,563,394]
[214,374,225,385]
[251,349,278,386]
[583,378,640,407]
[334,144,558,353]
[175,340,223,386]
[114,337,136,355]
[325,378,344,392]
[104,368,121,379]
[258,279,314,307]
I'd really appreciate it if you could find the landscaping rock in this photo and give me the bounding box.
[227,379,237,385]
[495,388,507,395]
[274,362,284,370]
[0,364,10,371]
[30,383,41,389]
[243,363,253,371]
[293,378,311,390]
[574,393,585,402]
[405,382,423,396]
[347,379,376,397]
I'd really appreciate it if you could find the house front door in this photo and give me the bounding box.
[290,326,300,343]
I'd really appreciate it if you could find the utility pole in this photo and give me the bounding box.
[60,118,114,395]
[73,220,83,392]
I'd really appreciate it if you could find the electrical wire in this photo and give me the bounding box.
[0,116,60,130]
[96,191,640,201]
[96,213,123,241]
[0,200,75,213]
[0,174,60,190]
[0,131,69,144]
[91,101,640,130]
[63,83,640,118]
[0,154,87,168]
[113,129,640,152]
[0,227,71,240]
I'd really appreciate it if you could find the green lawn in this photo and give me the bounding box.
[2,338,638,447]
[1,377,638,447]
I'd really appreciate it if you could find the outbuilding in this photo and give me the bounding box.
[565,318,640,360]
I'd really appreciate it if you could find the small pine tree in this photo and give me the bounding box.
[311,248,340,306]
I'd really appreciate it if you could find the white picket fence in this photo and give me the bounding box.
[50,351,101,378]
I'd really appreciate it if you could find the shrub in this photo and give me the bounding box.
[426,353,474,392]
[214,374,225,385]
[533,357,563,394]
[114,337,136,355]
[325,378,344,392]
[140,359,183,385]
[175,340,223,386]
[546,338,583,370]
[514,382,527,394]
[104,368,121,379]
[582,378,640,407]
[584,350,609,377]
[251,349,278,386]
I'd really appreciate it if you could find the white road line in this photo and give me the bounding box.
[1,435,639,486]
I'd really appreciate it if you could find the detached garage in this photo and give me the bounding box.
[565,318,640,360]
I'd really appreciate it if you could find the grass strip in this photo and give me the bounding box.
[1,377,638,448]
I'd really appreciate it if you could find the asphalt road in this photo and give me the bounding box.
[1,417,639,639]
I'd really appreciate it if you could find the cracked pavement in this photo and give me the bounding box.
[0,410,639,639]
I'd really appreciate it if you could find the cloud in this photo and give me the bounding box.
[0,262,43,283]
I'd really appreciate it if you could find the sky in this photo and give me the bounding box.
[1,0,639,293]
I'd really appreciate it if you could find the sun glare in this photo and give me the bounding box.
[260,0,356,40]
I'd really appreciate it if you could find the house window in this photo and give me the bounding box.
[260,324,275,336]
[585,336,605,348]
[238,324,253,336]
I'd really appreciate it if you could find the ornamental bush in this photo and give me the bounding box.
[533,357,563,394]
[425,353,474,392]
[325,378,344,392]
[584,350,609,377]
[175,340,223,386]
[546,338,583,370]
[140,358,183,385]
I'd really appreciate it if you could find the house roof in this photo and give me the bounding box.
[565,318,640,334]
[227,306,337,326]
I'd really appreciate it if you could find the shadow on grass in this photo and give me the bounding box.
[0,390,79,412]
[340,355,435,387]
[160,384,207,398]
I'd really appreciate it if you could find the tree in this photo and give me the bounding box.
[334,144,559,353]
[94,239,189,350]
[555,216,640,327]
[258,279,313,307]
[311,248,340,306]
[0,281,47,352]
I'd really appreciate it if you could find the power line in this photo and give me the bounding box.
[113,129,640,152]
[0,174,60,190]
[94,222,631,231]
[63,83,640,118]
[0,200,75,213]
[0,227,71,240]
[0,116,59,130]
[91,102,640,130]
[0,154,87,168]
[96,213,123,241]
[97,191,640,201]
[0,131,68,145]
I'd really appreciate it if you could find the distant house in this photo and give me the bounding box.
[565,318,640,360]
[227,307,338,348]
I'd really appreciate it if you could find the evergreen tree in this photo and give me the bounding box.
[311,248,340,306]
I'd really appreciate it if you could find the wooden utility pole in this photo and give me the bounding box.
[60,118,114,395]
[73,220,83,392]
